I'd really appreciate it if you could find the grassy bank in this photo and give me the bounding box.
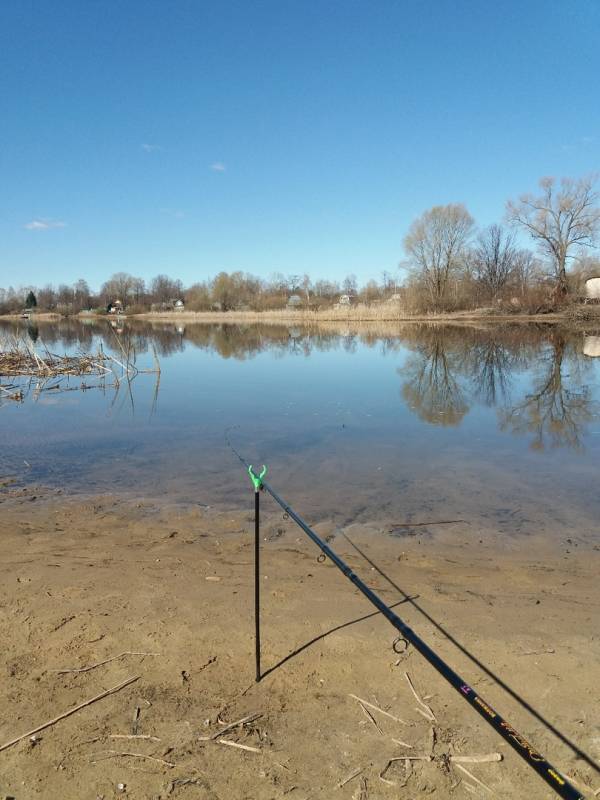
[131,307,576,324]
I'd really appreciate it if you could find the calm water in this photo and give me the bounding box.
[2,318,600,541]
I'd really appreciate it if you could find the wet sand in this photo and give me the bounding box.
[1,484,598,799]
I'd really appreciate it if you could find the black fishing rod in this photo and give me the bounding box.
[226,436,582,799]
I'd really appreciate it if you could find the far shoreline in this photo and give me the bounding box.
[3,306,599,325]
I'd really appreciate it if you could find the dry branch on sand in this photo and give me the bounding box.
[0,676,139,753]
[56,651,160,675]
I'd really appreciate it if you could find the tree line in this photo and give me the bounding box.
[2,173,599,316]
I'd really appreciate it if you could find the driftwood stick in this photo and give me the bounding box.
[379,756,429,787]
[198,712,262,741]
[110,734,160,742]
[0,675,140,753]
[390,519,466,528]
[450,754,503,764]
[92,750,176,767]
[337,767,364,788]
[217,738,260,753]
[57,651,160,674]
[404,672,436,722]
[358,701,383,735]
[349,694,406,725]
[453,763,495,794]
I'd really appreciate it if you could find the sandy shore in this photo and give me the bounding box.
[1,484,598,799]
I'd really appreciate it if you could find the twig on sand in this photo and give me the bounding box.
[379,756,430,787]
[57,651,160,674]
[0,675,140,753]
[337,767,364,788]
[167,778,204,794]
[389,519,466,530]
[198,712,262,741]
[391,738,413,749]
[110,734,161,742]
[404,672,436,722]
[132,704,141,735]
[349,694,406,725]
[452,763,495,794]
[217,738,261,753]
[91,750,176,767]
[358,702,383,735]
[450,754,503,764]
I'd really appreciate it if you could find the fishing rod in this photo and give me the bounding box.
[227,438,582,799]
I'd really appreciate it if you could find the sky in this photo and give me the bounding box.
[1,0,599,291]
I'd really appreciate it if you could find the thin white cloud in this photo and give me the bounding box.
[24,219,67,231]
[160,207,185,218]
[141,143,162,152]
[210,161,226,172]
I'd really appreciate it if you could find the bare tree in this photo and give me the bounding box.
[150,274,183,304]
[404,204,474,309]
[472,224,517,301]
[342,274,358,295]
[73,278,91,310]
[507,174,600,297]
[101,272,136,304]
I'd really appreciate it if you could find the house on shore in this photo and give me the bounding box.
[107,299,124,314]
[584,277,600,301]
[150,299,185,312]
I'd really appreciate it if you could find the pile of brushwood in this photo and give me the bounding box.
[0,336,159,405]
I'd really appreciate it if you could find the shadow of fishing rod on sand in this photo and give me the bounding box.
[259,597,418,681]
[339,532,599,776]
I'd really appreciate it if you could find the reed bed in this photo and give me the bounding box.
[0,335,159,406]
[132,304,557,325]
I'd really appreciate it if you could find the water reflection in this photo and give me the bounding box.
[398,325,598,451]
[499,333,594,451]
[2,318,600,453]
[400,328,469,425]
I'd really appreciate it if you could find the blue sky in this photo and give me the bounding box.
[1,0,599,290]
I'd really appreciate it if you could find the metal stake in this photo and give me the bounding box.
[254,487,261,682]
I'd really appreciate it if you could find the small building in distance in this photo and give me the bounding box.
[150,299,185,312]
[338,294,352,306]
[287,294,303,309]
[585,277,600,301]
[107,299,124,314]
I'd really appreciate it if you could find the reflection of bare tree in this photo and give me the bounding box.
[500,334,594,450]
[400,331,469,425]
[466,340,514,407]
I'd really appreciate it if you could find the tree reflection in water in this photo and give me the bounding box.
[399,329,469,425]
[399,325,598,451]
[2,318,598,451]
[499,333,594,451]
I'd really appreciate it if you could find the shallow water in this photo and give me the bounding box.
[2,318,600,541]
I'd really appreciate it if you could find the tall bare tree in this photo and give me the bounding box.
[507,174,600,297]
[472,224,517,300]
[404,204,474,308]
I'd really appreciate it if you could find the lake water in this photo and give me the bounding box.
[2,318,600,542]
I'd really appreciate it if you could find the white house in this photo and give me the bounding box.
[585,277,600,300]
